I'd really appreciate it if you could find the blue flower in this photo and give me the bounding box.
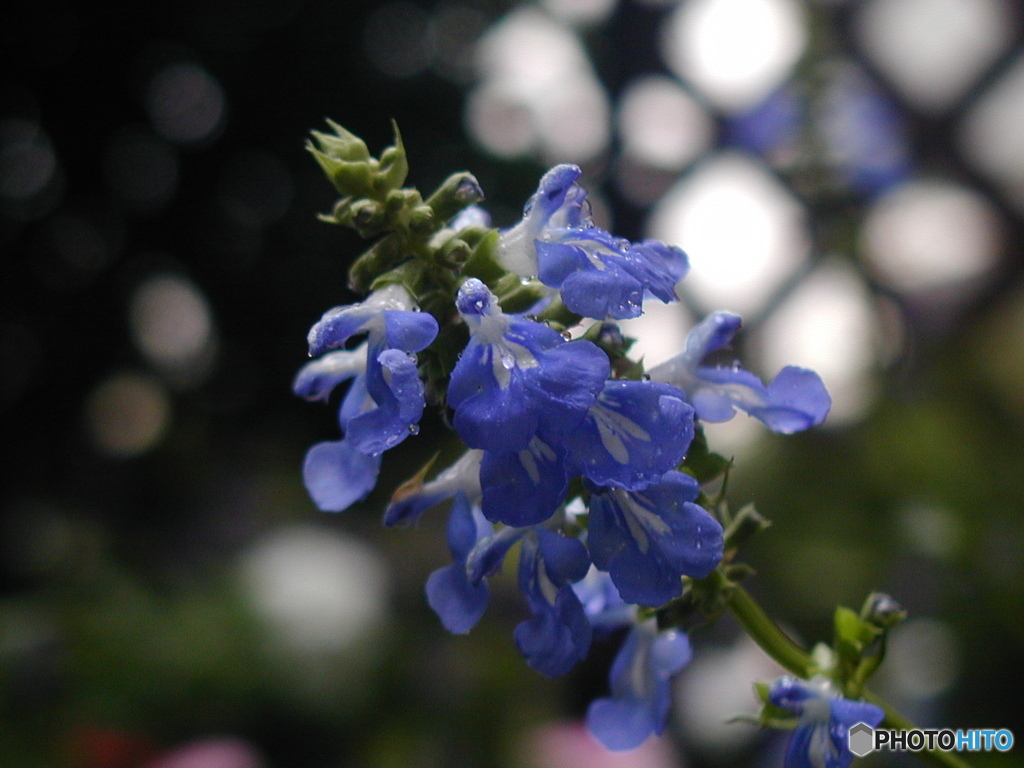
[562,379,695,491]
[649,311,831,434]
[425,493,493,634]
[514,527,593,677]
[296,285,439,512]
[498,164,689,320]
[767,677,885,768]
[588,471,724,606]
[447,278,609,452]
[479,437,569,527]
[587,621,693,751]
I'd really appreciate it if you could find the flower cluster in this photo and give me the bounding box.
[296,129,834,754]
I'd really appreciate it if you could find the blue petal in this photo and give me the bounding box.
[425,495,492,635]
[564,380,695,490]
[556,259,645,320]
[305,284,423,356]
[588,472,724,606]
[480,437,568,526]
[302,440,381,512]
[753,366,832,433]
[449,342,539,450]
[536,527,590,584]
[650,629,693,677]
[768,677,885,768]
[693,365,831,432]
[345,348,424,455]
[586,625,689,751]
[514,531,592,677]
[446,493,488,559]
[785,722,838,768]
[448,281,609,451]
[306,304,376,357]
[649,311,831,433]
[425,563,489,634]
[587,695,661,752]
[382,310,438,352]
[536,230,688,320]
[292,346,367,402]
[828,698,884,730]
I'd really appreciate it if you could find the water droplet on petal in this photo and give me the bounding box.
[560,331,573,341]
[641,373,652,381]
[408,423,420,435]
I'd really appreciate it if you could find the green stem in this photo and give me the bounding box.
[723,578,974,768]
[722,577,814,678]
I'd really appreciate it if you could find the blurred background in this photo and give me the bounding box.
[2,0,1023,766]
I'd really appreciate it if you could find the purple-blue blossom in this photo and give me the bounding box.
[561,379,695,491]
[767,677,885,768]
[514,527,593,677]
[588,471,724,606]
[447,278,609,452]
[295,284,438,512]
[648,311,831,434]
[497,164,689,320]
[425,493,493,634]
[587,621,693,751]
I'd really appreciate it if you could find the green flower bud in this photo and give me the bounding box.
[426,172,485,223]
[375,121,408,194]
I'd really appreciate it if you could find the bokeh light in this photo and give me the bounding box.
[857,0,1014,112]
[860,179,1002,294]
[617,74,713,171]
[661,0,806,113]
[676,635,781,757]
[85,372,171,458]
[647,152,810,315]
[129,273,216,386]
[540,0,617,26]
[467,7,610,162]
[145,62,227,146]
[961,53,1024,209]
[238,525,389,656]
[884,618,961,701]
[144,737,264,768]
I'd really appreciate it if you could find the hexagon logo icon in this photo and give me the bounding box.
[848,722,875,757]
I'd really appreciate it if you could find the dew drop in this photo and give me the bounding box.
[641,373,651,381]
[560,331,573,341]
[408,423,420,435]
